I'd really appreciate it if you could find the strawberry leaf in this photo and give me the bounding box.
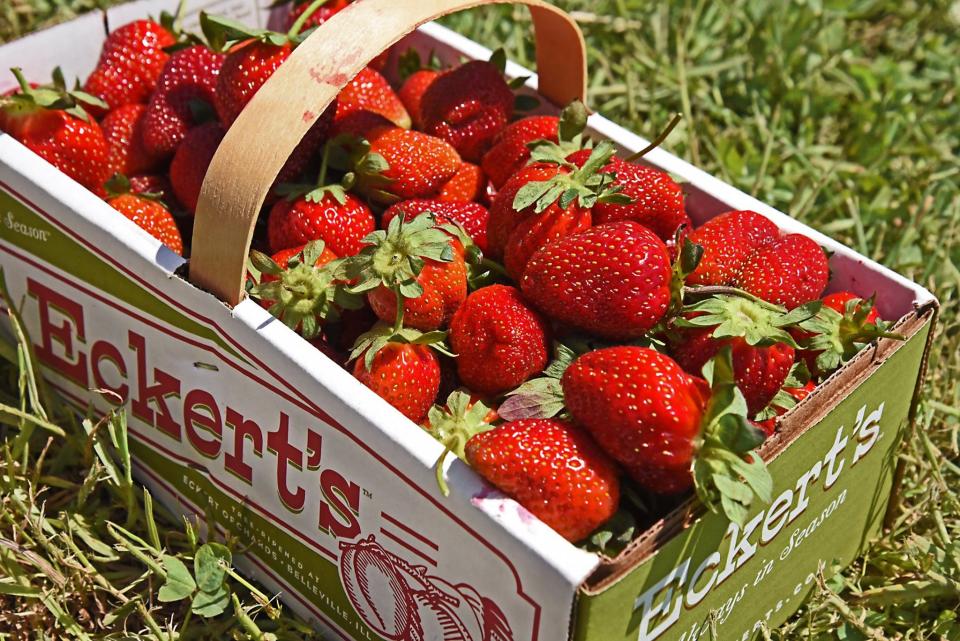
[499,378,565,421]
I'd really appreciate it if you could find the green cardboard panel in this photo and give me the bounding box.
[574,319,931,641]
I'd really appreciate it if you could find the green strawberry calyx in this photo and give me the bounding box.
[512,139,631,214]
[339,212,456,333]
[693,347,773,526]
[524,99,590,164]
[327,134,398,205]
[348,323,452,371]
[754,362,813,421]
[397,48,444,81]
[248,240,362,340]
[797,296,903,375]
[677,293,821,348]
[497,342,577,421]
[201,0,330,50]
[428,390,496,496]
[1,67,107,125]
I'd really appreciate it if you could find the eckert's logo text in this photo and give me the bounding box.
[634,398,886,641]
[24,278,362,541]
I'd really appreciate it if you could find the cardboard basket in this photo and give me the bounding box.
[0,1,939,640]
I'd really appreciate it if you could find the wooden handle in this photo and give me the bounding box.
[189,0,587,305]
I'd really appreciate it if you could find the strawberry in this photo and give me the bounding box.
[503,203,592,282]
[669,294,818,416]
[437,162,486,203]
[686,210,779,286]
[381,199,490,254]
[169,121,226,214]
[463,418,620,542]
[521,221,672,340]
[735,234,829,309]
[248,240,360,339]
[209,14,336,185]
[83,19,176,115]
[793,291,900,378]
[101,103,160,177]
[481,115,559,189]
[755,381,816,436]
[586,156,689,242]
[345,127,461,204]
[448,285,550,396]
[284,0,349,31]
[267,138,376,256]
[128,174,176,206]
[563,346,772,523]
[104,175,183,255]
[352,335,441,423]
[398,69,441,130]
[335,67,411,129]
[420,59,513,162]
[141,45,225,158]
[0,69,110,195]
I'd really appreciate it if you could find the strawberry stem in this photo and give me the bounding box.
[624,113,683,162]
[287,0,330,38]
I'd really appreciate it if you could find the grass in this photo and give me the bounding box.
[2,0,960,638]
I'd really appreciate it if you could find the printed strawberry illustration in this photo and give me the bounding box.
[335,67,411,129]
[521,221,673,340]
[482,114,559,189]
[169,121,226,214]
[382,199,490,254]
[563,346,772,524]
[793,291,901,377]
[686,210,779,286]
[0,68,111,195]
[419,52,515,162]
[104,174,183,255]
[83,18,176,115]
[101,103,160,177]
[341,213,467,331]
[206,10,337,185]
[267,138,376,256]
[448,285,551,396]
[350,324,446,423]
[248,240,360,339]
[141,44,225,158]
[734,233,830,309]
[462,417,621,542]
[670,294,819,416]
[340,126,461,204]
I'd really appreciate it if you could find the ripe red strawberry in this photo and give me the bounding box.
[0,70,110,195]
[335,67,411,129]
[686,210,779,286]
[107,193,183,255]
[398,69,441,130]
[437,162,486,203]
[248,240,359,339]
[735,234,829,309]
[268,193,374,256]
[448,285,550,396]
[464,419,620,542]
[586,156,689,242]
[793,291,898,377]
[352,126,461,203]
[521,221,672,340]
[128,174,177,206]
[353,341,441,423]
[503,203,592,281]
[101,103,159,176]
[284,0,348,31]
[481,115,559,189]
[381,199,490,254]
[562,346,772,524]
[141,45,225,157]
[344,213,467,332]
[562,347,708,494]
[83,19,175,115]
[420,60,513,162]
[755,381,815,436]
[169,121,226,214]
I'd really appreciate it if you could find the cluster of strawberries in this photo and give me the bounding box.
[0,0,900,549]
